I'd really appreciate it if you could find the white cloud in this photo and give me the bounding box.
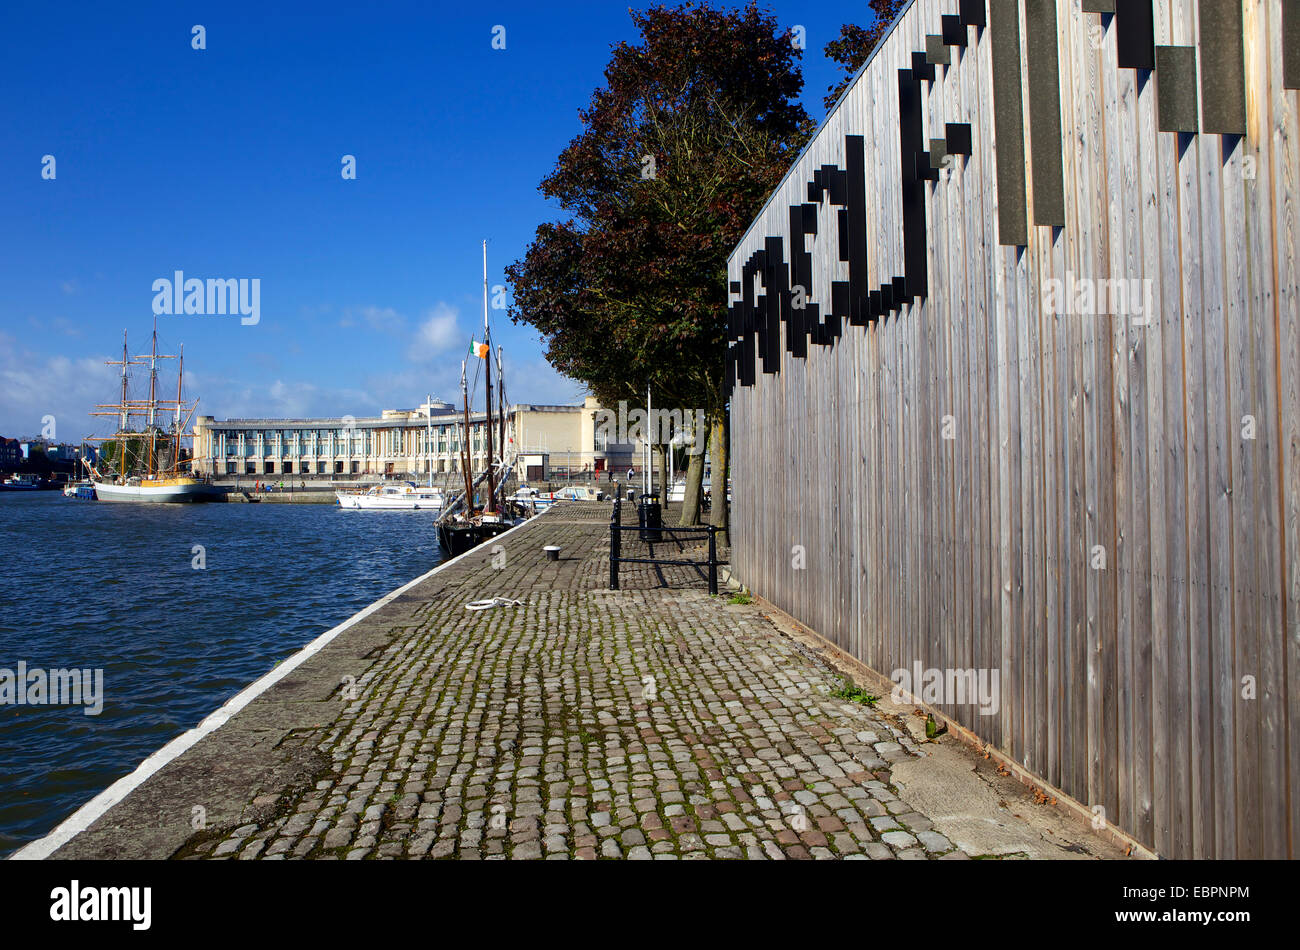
[361,306,405,334]
[203,376,379,420]
[408,303,462,363]
[0,332,118,439]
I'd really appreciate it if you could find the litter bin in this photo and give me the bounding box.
[638,499,662,542]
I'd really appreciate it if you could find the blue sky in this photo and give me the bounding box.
[0,0,872,439]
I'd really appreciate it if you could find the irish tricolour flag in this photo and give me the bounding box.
[471,340,490,358]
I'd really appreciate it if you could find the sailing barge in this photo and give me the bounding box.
[436,241,521,556]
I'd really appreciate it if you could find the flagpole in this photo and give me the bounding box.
[482,239,496,514]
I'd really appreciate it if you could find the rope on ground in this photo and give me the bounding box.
[464,597,526,611]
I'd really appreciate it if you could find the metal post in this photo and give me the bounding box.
[610,503,621,590]
[708,525,718,595]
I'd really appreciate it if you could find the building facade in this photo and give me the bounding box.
[191,397,635,478]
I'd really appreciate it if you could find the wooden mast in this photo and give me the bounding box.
[117,330,129,477]
[460,359,474,511]
[147,319,159,477]
[496,344,505,469]
[174,344,184,475]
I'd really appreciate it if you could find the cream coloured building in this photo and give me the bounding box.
[191,397,634,479]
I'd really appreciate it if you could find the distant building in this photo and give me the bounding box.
[191,397,635,479]
[0,437,21,468]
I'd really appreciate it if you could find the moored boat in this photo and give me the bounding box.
[86,321,211,503]
[62,480,97,500]
[1,474,43,492]
[337,482,445,510]
[94,475,208,503]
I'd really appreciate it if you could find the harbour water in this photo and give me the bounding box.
[0,492,445,856]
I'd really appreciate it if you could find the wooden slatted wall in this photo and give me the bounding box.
[726,0,1299,859]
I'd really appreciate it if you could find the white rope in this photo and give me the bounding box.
[464,597,525,611]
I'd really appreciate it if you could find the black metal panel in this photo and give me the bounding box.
[892,275,908,304]
[832,283,851,330]
[1155,45,1198,133]
[746,250,766,375]
[837,208,850,265]
[916,152,940,181]
[827,167,848,205]
[869,290,882,318]
[897,68,928,301]
[1116,0,1155,70]
[911,51,935,82]
[1199,0,1246,133]
[946,122,972,155]
[801,202,818,235]
[728,280,740,294]
[926,34,951,65]
[763,236,785,371]
[959,0,985,28]
[786,204,807,356]
[1288,0,1300,90]
[1025,0,1065,226]
[942,14,967,47]
[845,135,870,324]
[988,0,1028,246]
[880,283,895,312]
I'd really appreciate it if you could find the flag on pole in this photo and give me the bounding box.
[471,340,490,358]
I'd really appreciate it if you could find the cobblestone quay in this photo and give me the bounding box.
[34,502,1106,860]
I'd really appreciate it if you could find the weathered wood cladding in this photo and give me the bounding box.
[726,0,1299,859]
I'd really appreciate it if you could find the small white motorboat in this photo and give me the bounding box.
[336,482,445,510]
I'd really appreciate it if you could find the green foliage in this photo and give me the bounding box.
[829,679,879,706]
[726,591,752,605]
[822,1,908,110]
[506,2,814,414]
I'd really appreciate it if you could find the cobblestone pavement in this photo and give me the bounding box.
[166,503,964,859]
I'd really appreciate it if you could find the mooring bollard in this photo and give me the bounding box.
[544,545,560,562]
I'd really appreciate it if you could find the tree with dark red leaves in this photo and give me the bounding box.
[506,2,812,530]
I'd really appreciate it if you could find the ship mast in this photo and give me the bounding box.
[147,318,159,475]
[118,331,130,431]
[175,344,184,474]
[496,344,505,467]
[482,240,496,515]
[460,360,474,511]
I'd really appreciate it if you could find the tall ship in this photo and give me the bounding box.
[87,322,210,503]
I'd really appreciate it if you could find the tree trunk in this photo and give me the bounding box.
[709,410,729,547]
[679,410,707,525]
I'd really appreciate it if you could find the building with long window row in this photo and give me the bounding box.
[190,397,635,479]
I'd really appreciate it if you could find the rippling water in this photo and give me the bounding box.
[0,492,444,856]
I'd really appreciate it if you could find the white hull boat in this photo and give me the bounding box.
[94,477,210,503]
[336,483,445,510]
